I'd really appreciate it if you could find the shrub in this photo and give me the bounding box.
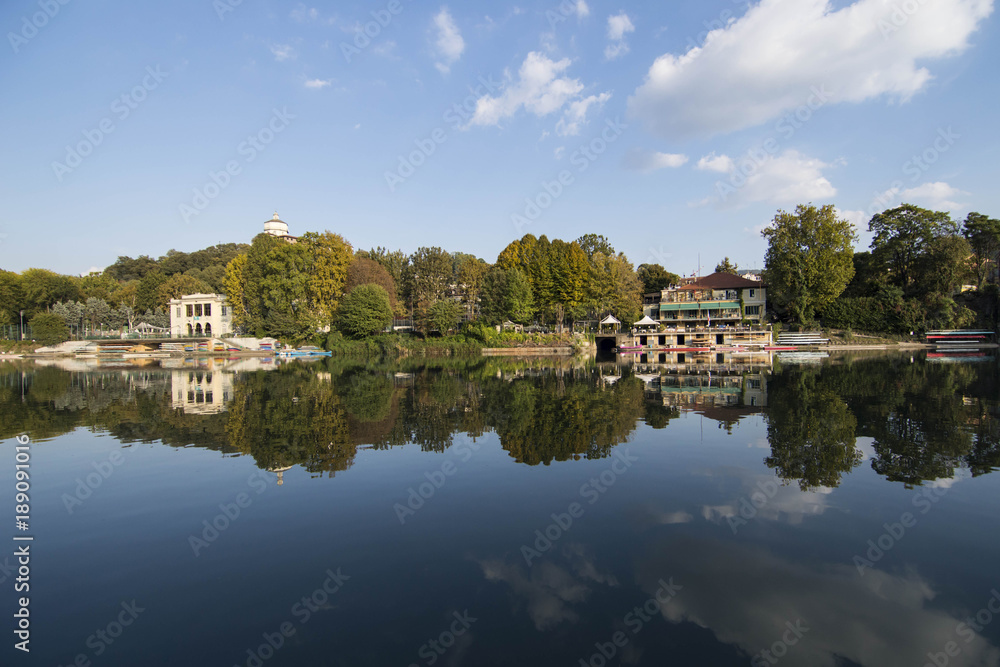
[29,312,70,345]
[337,284,393,339]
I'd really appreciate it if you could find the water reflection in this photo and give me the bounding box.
[2,350,998,487]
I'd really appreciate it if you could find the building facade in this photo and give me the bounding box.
[263,212,297,243]
[169,293,232,337]
[645,272,767,327]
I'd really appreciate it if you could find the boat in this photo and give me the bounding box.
[277,346,332,358]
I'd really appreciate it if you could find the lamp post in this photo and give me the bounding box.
[19,310,24,341]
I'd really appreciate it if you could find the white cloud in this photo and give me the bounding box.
[628,0,994,138]
[701,149,837,208]
[555,92,611,136]
[304,78,332,89]
[900,181,969,210]
[432,8,465,74]
[468,52,586,127]
[290,4,318,22]
[269,44,295,62]
[573,1,590,19]
[697,152,735,173]
[623,148,689,172]
[604,12,635,60]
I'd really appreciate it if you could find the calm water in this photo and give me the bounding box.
[2,351,999,667]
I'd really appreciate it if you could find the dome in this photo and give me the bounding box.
[264,212,289,237]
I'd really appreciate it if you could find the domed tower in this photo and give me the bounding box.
[263,212,290,238]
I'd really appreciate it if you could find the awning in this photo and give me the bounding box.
[634,315,659,326]
[660,301,740,311]
[600,315,621,325]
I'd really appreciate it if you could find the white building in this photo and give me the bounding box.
[169,293,232,337]
[263,212,297,242]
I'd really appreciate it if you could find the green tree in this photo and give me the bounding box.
[337,284,393,338]
[346,258,399,313]
[28,312,70,345]
[356,247,408,306]
[79,272,120,302]
[456,256,489,320]
[636,263,680,294]
[222,254,250,331]
[869,204,957,295]
[84,297,113,333]
[156,273,213,306]
[762,204,857,324]
[20,268,82,316]
[135,272,168,312]
[715,257,738,274]
[427,299,463,334]
[0,270,24,326]
[575,234,615,259]
[481,267,534,324]
[587,252,642,322]
[963,212,1000,289]
[302,231,353,326]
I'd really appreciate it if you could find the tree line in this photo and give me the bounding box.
[763,203,1000,332]
[0,244,248,342]
[220,231,666,341]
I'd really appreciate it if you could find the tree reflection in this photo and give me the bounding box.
[1,353,998,488]
[764,370,861,490]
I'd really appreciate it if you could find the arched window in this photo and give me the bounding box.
[205,323,212,336]
[187,324,193,336]
[195,324,203,336]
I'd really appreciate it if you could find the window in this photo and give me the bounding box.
[195,304,203,317]
[204,304,212,317]
[749,289,756,298]
[221,305,227,317]
[186,305,193,317]
[176,307,181,317]
[745,305,761,316]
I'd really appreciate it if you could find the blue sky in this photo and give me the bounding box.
[2,0,998,276]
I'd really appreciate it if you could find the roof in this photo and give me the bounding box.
[600,315,621,325]
[688,272,764,289]
[634,315,659,326]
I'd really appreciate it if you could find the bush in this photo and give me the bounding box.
[337,284,393,339]
[29,312,70,345]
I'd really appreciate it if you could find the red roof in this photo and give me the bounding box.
[689,272,764,289]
